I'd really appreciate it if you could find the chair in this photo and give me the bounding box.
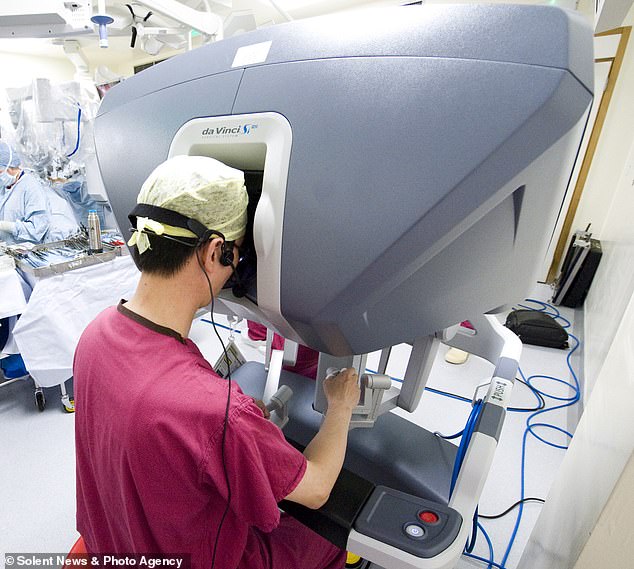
[69,536,87,555]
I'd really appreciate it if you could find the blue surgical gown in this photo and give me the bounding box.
[55,179,117,230]
[0,172,51,244]
[45,185,79,242]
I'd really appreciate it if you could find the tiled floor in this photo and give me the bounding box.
[0,285,581,569]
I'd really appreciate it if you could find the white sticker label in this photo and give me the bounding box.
[213,340,247,378]
[232,40,272,68]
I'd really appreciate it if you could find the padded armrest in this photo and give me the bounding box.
[233,362,456,503]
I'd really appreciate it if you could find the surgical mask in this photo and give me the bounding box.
[0,144,16,189]
[0,169,16,189]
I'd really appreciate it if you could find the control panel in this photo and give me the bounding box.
[354,486,462,558]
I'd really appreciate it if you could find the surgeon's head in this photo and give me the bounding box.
[0,141,22,189]
[128,155,248,301]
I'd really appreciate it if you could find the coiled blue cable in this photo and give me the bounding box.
[499,299,581,568]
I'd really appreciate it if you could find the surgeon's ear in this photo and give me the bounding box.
[200,237,224,271]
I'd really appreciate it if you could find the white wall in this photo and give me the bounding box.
[571,8,634,397]
[518,265,634,569]
[518,6,634,569]
[582,134,634,399]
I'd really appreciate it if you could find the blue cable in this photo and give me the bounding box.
[464,506,480,553]
[365,367,543,412]
[517,298,572,330]
[435,429,464,441]
[420,298,579,569]
[365,367,539,409]
[473,521,496,569]
[201,319,242,334]
[519,333,580,451]
[67,105,82,157]
[201,304,575,568]
[425,385,473,403]
[449,399,483,496]
[464,552,506,569]
[441,397,485,555]
[499,303,581,568]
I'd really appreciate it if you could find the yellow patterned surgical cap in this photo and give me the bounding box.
[136,155,248,242]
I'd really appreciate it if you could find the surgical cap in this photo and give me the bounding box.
[0,141,21,169]
[137,155,248,242]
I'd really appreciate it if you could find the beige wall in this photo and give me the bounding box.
[0,36,189,94]
[78,35,202,81]
[574,453,634,568]
[0,52,76,89]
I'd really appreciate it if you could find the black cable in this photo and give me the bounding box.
[479,497,545,520]
[510,377,546,413]
[197,250,232,569]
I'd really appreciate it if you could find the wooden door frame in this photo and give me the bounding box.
[546,26,631,283]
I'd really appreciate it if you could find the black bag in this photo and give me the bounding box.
[505,310,569,349]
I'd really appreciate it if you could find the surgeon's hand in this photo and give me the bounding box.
[252,398,271,419]
[0,220,15,234]
[323,368,360,412]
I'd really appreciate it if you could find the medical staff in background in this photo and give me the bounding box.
[0,141,51,244]
[44,182,80,242]
[50,175,117,230]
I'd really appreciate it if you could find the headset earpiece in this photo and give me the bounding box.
[220,241,234,267]
[197,230,232,267]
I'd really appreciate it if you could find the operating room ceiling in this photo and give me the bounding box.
[0,0,584,71]
[0,1,396,65]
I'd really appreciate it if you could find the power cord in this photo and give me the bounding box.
[479,498,545,520]
[497,299,580,569]
[463,299,580,569]
[365,299,578,569]
[197,250,233,569]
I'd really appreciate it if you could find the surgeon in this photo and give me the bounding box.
[44,182,80,242]
[247,319,320,379]
[0,141,51,244]
[74,155,359,569]
[51,175,117,230]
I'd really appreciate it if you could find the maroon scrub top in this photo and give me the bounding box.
[74,303,344,569]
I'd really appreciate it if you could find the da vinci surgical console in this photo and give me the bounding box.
[95,4,593,568]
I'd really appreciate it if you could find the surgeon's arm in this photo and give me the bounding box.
[0,220,15,234]
[284,368,360,509]
[14,180,51,243]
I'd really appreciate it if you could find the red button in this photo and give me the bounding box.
[419,511,439,524]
